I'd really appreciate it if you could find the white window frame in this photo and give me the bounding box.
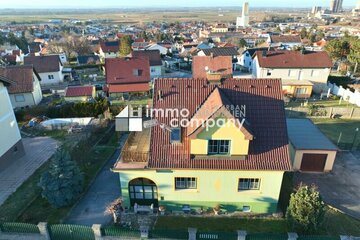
[48,75,54,80]
[175,177,197,190]
[238,178,261,191]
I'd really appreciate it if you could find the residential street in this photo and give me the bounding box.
[65,134,127,226]
[295,151,360,220]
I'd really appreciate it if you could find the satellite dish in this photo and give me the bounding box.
[205,66,209,71]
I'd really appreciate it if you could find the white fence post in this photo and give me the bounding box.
[237,230,247,240]
[188,228,197,240]
[37,222,51,240]
[92,224,103,240]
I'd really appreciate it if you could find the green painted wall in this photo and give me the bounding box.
[118,169,285,213]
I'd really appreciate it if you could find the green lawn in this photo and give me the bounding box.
[311,118,360,149]
[111,98,152,106]
[154,208,360,235]
[286,99,357,108]
[0,129,119,224]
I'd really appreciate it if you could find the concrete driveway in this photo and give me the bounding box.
[0,137,59,205]
[294,151,360,219]
[65,134,127,226]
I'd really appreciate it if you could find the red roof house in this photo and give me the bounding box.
[105,57,150,95]
[192,56,233,79]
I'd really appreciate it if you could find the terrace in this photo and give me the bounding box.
[114,128,151,169]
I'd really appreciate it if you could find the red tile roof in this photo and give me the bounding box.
[0,65,39,94]
[192,56,233,79]
[255,50,333,68]
[108,83,150,93]
[65,85,94,97]
[105,57,150,85]
[270,35,302,44]
[148,78,291,171]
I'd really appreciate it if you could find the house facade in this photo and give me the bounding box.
[113,78,291,213]
[0,65,43,109]
[96,41,120,59]
[252,50,333,96]
[24,55,64,86]
[198,48,239,70]
[132,50,162,78]
[0,76,25,169]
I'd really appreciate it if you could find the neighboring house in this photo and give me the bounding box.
[77,55,101,65]
[28,42,42,56]
[0,65,43,109]
[132,42,150,50]
[239,47,268,72]
[145,43,168,55]
[96,41,120,58]
[113,78,291,213]
[287,119,337,172]
[105,57,150,98]
[193,56,233,79]
[267,35,302,49]
[252,50,333,95]
[0,76,25,169]
[24,55,64,86]
[211,23,228,33]
[198,48,240,70]
[64,85,96,102]
[132,50,162,78]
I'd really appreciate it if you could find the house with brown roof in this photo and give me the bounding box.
[268,35,302,50]
[193,56,233,79]
[96,41,120,59]
[132,50,162,78]
[105,57,150,98]
[0,76,25,169]
[64,85,96,102]
[252,50,333,97]
[198,47,240,70]
[113,78,291,214]
[24,55,64,86]
[0,65,43,109]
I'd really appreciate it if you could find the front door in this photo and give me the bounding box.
[128,178,159,207]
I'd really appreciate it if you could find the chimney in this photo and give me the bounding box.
[158,90,163,101]
[210,52,214,58]
[262,50,267,58]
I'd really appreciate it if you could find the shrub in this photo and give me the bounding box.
[286,184,326,233]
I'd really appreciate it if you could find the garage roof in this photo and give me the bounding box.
[287,118,337,151]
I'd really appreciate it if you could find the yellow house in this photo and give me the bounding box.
[113,78,292,213]
[64,85,96,102]
[282,79,313,98]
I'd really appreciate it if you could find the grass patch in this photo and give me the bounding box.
[311,118,360,149]
[286,99,356,108]
[111,98,152,106]
[154,208,360,235]
[154,216,289,233]
[0,127,119,224]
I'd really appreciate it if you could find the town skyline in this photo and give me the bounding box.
[0,0,358,9]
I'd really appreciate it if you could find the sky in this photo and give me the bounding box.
[0,0,358,8]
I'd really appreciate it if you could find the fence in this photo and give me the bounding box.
[0,222,358,240]
[327,83,360,107]
[286,107,360,119]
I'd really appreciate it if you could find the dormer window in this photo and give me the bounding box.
[208,140,230,155]
[170,128,181,144]
[133,69,140,76]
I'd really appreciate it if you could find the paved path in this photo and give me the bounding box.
[295,151,360,220]
[65,134,127,226]
[0,137,59,205]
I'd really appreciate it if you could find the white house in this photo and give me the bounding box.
[145,43,169,55]
[24,55,64,86]
[0,65,43,109]
[238,47,268,72]
[252,50,333,94]
[96,41,120,59]
[132,50,162,78]
[0,76,24,168]
[267,35,302,50]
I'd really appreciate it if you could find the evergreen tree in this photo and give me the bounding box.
[119,36,132,57]
[39,149,84,208]
[286,184,326,233]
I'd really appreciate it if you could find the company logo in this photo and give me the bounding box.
[115,105,246,132]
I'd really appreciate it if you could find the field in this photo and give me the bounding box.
[0,8,302,24]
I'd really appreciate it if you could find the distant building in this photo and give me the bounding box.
[330,0,343,13]
[236,2,250,28]
[353,0,360,16]
[192,55,233,79]
[311,6,322,14]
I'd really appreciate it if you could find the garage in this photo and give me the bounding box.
[287,119,338,173]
